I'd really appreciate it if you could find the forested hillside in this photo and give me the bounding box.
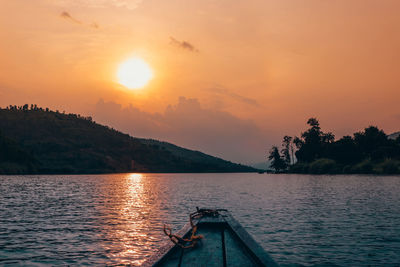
[0,105,255,174]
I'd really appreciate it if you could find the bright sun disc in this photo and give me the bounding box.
[117,58,153,89]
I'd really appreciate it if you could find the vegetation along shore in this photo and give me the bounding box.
[269,118,400,174]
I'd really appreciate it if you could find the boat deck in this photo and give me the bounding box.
[143,209,278,267]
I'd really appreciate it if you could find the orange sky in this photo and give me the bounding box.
[1,0,400,163]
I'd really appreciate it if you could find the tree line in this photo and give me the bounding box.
[5,104,93,121]
[268,118,400,174]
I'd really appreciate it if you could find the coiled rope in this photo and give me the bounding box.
[163,208,225,249]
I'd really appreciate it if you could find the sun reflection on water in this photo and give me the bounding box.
[100,173,156,265]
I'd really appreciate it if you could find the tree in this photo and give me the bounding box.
[294,118,335,162]
[281,135,293,165]
[279,118,400,174]
[307,117,320,130]
[268,146,287,172]
[325,135,361,164]
[322,132,335,144]
[354,126,390,161]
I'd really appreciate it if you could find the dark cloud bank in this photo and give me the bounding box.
[93,97,267,163]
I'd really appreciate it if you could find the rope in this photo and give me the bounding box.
[163,208,226,249]
[163,224,203,249]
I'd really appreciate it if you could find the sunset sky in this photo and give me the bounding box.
[1,0,400,163]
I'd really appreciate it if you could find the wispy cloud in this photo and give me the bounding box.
[90,22,99,29]
[208,85,260,107]
[170,37,199,52]
[60,11,81,24]
[60,11,100,29]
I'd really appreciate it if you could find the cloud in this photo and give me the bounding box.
[60,11,100,29]
[93,97,266,163]
[208,85,260,107]
[90,22,99,29]
[60,11,81,24]
[169,37,199,52]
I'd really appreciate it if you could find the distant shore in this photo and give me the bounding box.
[268,118,400,175]
[287,159,400,175]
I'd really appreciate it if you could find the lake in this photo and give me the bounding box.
[0,173,399,266]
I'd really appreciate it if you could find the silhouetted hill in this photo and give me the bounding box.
[0,131,37,174]
[0,105,256,174]
[249,161,270,171]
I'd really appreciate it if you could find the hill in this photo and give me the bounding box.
[0,131,37,173]
[249,161,270,171]
[0,105,256,174]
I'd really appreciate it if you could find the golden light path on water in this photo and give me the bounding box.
[100,173,166,266]
[119,174,147,266]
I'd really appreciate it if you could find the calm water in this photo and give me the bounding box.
[0,173,400,266]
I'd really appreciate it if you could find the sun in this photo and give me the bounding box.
[117,58,153,89]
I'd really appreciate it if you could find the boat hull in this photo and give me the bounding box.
[142,209,278,267]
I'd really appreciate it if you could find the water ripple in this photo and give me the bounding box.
[0,173,400,266]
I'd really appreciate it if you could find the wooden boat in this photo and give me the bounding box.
[142,208,278,267]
